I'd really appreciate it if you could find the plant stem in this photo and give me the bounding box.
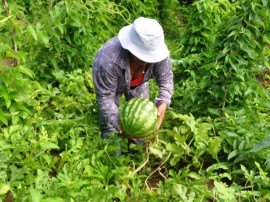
[4,0,18,66]
[49,0,53,10]
[4,0,8,16]
[145,152,171,190]
[12,26,18,66]
[132,150,149,174]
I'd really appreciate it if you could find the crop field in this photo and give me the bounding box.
[1,0,270,201]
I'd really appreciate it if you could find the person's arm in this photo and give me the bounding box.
[93,61,121,130]
[154,57,174,129]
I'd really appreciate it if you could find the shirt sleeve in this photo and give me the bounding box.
[153,57,174,108]
[93,60,120,129]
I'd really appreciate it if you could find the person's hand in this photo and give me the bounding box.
[117,124,140,141]
[117,124,123,134]
[157,103,167,130]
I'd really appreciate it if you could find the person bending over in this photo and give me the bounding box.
[92,17,173,152]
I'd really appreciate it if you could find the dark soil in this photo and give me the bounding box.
[3,192,13,202]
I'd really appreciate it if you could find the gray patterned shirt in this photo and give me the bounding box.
[92,37,173,130]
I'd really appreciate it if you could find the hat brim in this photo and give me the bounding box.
[118,25,170,63]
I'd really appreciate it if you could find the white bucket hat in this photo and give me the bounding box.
[118,17,170,63]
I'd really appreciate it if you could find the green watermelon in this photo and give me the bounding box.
[119,98,158,139]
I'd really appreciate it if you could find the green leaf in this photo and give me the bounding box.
[244,86,254,96]
[0,85,11,108]
[173,184,190,200]
[55,21,64,35]
[248,136,270,153]
[225,132,239,137]
[0,15,13,23]
[65,0,70,14]
[227,30,239,39]
[238,140,246,151]
[228,56,238,71]
[30,187,42,202]
[9,124,22,134]
[214,181,236,201]
[207,107,220,116]
[149,146,164,159]
[262,0,268,7]
[228,150,238,161]
[48,56,58,68]
[27,25,38,41]
[187,172,201,180]
[208,137,221,157]
[219,173,232,181]
[41,142,60,151]
[69,14,82,27]
[242,27,252,39]
[5,50,26,63]
[253,15,265,30]
[263,34,270,44]
[0,183,10,195]
[206,162,229,173]
[37,31,49,46]
[17,65,34,78]
[0,108,8,126]
[9,103,31,115]
[237,39,255,59]
[199,76,208,88]
[43,197,65,202]
[234,154,247,164]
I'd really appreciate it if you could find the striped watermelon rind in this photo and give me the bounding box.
[119,98,158,139]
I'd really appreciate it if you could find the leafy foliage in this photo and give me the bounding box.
[1,0,270,201]
[173,0,270,115]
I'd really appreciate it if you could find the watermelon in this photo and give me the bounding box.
[119,98,158,139]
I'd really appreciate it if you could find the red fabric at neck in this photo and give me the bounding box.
[130,75,144,87]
